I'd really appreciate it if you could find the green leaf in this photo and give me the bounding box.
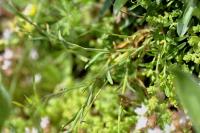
[106,70,113,85]
[177,0,196,36]
[85,52,105,69]
[172,69,200,132]
[12,101,25,108]
[0,85,11,130]
[193,2,200,20]
[113,0,128,14]
[99,0,113,18]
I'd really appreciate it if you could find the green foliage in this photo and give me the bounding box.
[0,0,200,132]
[172,68,200,132]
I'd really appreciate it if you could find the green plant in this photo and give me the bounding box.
[0,0,200,132]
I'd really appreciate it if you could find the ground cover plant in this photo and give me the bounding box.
[1,0,200,132]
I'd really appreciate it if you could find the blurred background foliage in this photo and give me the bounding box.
[0,0,200,132]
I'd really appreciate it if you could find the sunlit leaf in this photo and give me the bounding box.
[172,69,200,132]
[177,0,197,36]
[106,70,113,85]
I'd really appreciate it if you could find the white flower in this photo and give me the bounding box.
[4,48,13,60]
[25,127,38,133]
[29,48,39,60]
[25,127,31,133]
[179,117,187,125]
[2,60,12,70]
[134,104,148,116]
[135,116,148,130]
[3,28,12,40]
[147,127,162,133]
[40,116,50,129]
[34,73,42,83]
[178,110,188,125]
[32,127,38,133]
[164,124,175,133]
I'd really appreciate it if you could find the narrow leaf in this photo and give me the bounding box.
[85,52,104,69]
[106,70,113,85]
[177,1,195,36]
[113,0,128,14]
[172,69,200,132]
[12,101,25,108]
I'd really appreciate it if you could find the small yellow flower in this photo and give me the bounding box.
[23,4,37,17]
[23,22,34,32]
